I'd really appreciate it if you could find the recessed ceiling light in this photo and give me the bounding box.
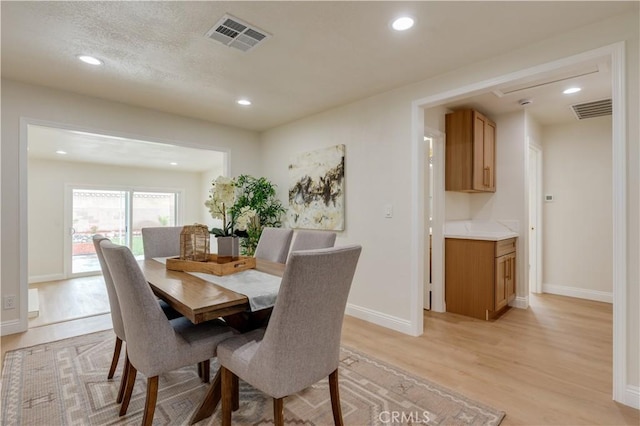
[391,16,414,31]
[170,162,178,166]
[77,55,103,66]
[563,87,582,94]
[237,99,252,106]
[56,150,67,155]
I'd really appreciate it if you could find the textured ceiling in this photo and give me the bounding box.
[2,1,635,132]
[27,125,225,173]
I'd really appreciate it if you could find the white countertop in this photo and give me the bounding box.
[444,220,519,241]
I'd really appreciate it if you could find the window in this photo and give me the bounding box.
[71,188,180,274]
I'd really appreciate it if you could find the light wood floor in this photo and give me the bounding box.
[2,284,638,425]
[28,275,110,328]
[343,294,639,425]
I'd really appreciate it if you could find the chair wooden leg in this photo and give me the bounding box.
[108,337,123,379]
[273,397,284,426]
[221,367,234,426]
[116,352,130,404]
[189,368,222,425]
[329,369,344,426]
[232,374,239,411]
[142,376,159,426]
[202,359,210,383]
[119,362,137,416]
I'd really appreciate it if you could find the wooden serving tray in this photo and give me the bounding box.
[165,254,256,276]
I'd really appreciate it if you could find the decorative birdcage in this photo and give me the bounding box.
[180,224,210,262]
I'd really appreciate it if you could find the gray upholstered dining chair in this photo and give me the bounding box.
[253,227,294,264]
[92,235,127,394]
[217,245,362,426]
[93,235,188,407]
[139,228,185,319]
[142,227,214,378]
[100,240,236,426]
[289,230,337,253]
[141,226,183,259]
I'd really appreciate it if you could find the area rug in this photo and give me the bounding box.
[1,330,505,425]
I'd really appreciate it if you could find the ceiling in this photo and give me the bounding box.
[27,125,225,173]
[2,1,635,133]
[442,56,612,125]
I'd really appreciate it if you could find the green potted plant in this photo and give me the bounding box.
[230,175,286,256]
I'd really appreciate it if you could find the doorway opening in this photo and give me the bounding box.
[424,135,433,310]
[528,144,542,295]
[411,42,626,403]
[25,122,225,328]
[423,129,445,312]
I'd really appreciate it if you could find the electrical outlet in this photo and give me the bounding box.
[3,295,16,310]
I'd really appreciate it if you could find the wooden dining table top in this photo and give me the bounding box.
[138,257,285,325]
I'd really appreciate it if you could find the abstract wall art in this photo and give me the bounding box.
[288,144,345,230]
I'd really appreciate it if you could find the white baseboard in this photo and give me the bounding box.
[29,273,64,284]
[345,303,413,335]
[28,288,40,318]
[510,295,529,309]
[0,319,26,336]
[542,283,613,303]
[624,385,640,409]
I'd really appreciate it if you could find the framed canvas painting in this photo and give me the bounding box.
[288,144,345,230]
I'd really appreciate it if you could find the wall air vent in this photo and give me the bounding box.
[571,99,612,120]
[205,14,270,52]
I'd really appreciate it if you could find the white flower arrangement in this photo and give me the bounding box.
[235,206,257,232]
[204,176,256,237]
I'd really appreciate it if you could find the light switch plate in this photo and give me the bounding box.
[384,204,393,218]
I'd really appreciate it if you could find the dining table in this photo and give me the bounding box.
[139,257,285,325]
[138,256,286,423]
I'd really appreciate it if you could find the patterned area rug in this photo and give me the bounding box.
[1,330,505,425]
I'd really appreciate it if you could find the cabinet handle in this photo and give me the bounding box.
[505,258,509,280]
[483,167,490,187]
[503,259,507,280]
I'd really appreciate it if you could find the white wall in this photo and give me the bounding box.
[541,117,613,300]
[262,96,415,330]
[260,13,638,390]
[526,112,543,150]
[27,157,209,281]
[1,79,261,330]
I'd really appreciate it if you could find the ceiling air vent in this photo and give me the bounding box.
[571,99,612,120]
[205,14,270,52]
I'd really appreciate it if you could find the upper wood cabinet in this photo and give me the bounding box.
[445,109,496,192]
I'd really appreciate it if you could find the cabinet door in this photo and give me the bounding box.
[484,120,496,191]
[472,113,486,191]
[506,253,516,302]
[445,110,475,192]
[495,254,509,310]
[472,112,496,192]
[445,238,495,320]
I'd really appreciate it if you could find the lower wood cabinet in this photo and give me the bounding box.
[445,237,516,320]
